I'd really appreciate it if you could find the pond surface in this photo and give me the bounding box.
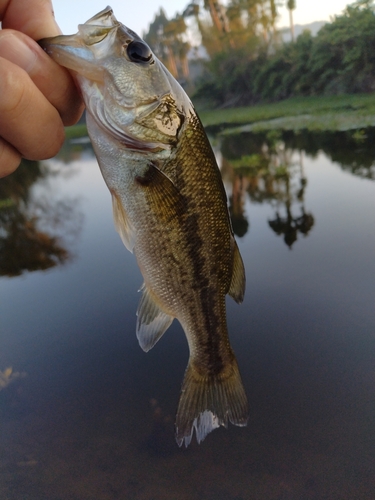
[0,128,374,500]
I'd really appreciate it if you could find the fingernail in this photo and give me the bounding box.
[0,34,37,74]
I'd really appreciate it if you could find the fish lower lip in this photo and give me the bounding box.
[38,34,80,51]
[38,37,102,80]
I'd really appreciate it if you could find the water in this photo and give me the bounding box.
[0,129,374,499]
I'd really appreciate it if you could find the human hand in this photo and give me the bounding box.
[0,0,84,177]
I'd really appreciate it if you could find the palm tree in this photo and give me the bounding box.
[269,0,280,42]
[204,0,230,34]
[164,15,190,80]
[287,0,296,42]
[144,10,189,79]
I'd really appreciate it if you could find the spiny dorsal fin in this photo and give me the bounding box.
[111,192,135,252]
[136,285,174,352]
[228,240,246,304]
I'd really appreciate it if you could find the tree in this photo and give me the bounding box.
[144,10,191,80]
[164,15,189,79]
[309,0,375,93]
[287,0,296,42]
[144,9,170,63]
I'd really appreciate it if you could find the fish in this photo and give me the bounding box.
[40,6,248,447]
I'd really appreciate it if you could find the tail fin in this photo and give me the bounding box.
[175,358,248,447]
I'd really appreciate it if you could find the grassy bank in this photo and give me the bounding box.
[64,123,88,140]
[198,93,375,133]
[64,93,375,138]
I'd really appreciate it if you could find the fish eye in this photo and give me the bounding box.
[127,41,153,63]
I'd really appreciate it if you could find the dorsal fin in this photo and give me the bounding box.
[228,240,246,304]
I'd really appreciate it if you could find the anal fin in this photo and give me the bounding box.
[136,285,174,352]
[228,240,246,304]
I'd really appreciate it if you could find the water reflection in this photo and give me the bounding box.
[0,159,83,277]
[0,367,26,391]
[56,135,94,164]
[283,128,375,180]
[0,129,374,500]
[221,131,315,247]
[220,126,375,177]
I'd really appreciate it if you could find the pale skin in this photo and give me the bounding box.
[0,0,84,177]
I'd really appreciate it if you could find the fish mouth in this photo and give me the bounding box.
[38,6,119,81]
[84,5,117,27]
[39,5,193,152]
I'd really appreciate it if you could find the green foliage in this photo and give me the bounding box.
[308,0,375,94]
[194,47,258,106]
[194,0,375,106]
[254,30,314,100]
[64,124,88,140]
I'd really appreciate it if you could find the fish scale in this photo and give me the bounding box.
[40,5,248,447]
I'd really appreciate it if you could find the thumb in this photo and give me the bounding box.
[1,0,61,39]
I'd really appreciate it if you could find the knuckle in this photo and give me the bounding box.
[0,59,66,161]
[62,104,85,127]
[52,81,85,126]
[0,64,29,118]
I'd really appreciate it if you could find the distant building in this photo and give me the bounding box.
[279,21,326,43]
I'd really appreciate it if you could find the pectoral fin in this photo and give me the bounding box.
[135,162,186,220]
[136,285,174,352]
[111,193,135,252]
[228,240,246,304]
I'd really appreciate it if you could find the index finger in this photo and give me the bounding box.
[0,0,61,39]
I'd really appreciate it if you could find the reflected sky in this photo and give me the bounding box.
[0,160,83,277]
[0,130,374,499]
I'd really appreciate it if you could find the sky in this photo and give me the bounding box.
[53,0,353,39]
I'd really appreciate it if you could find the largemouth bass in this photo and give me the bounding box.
[40,6,248,447]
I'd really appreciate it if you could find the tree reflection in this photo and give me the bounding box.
[225,160,249,237]
[267,152,314,248]
[221,131,315,247]
[220,126,375,244]
[268,208,315,249]
[283,128,375,180]
[0,159,82,277]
